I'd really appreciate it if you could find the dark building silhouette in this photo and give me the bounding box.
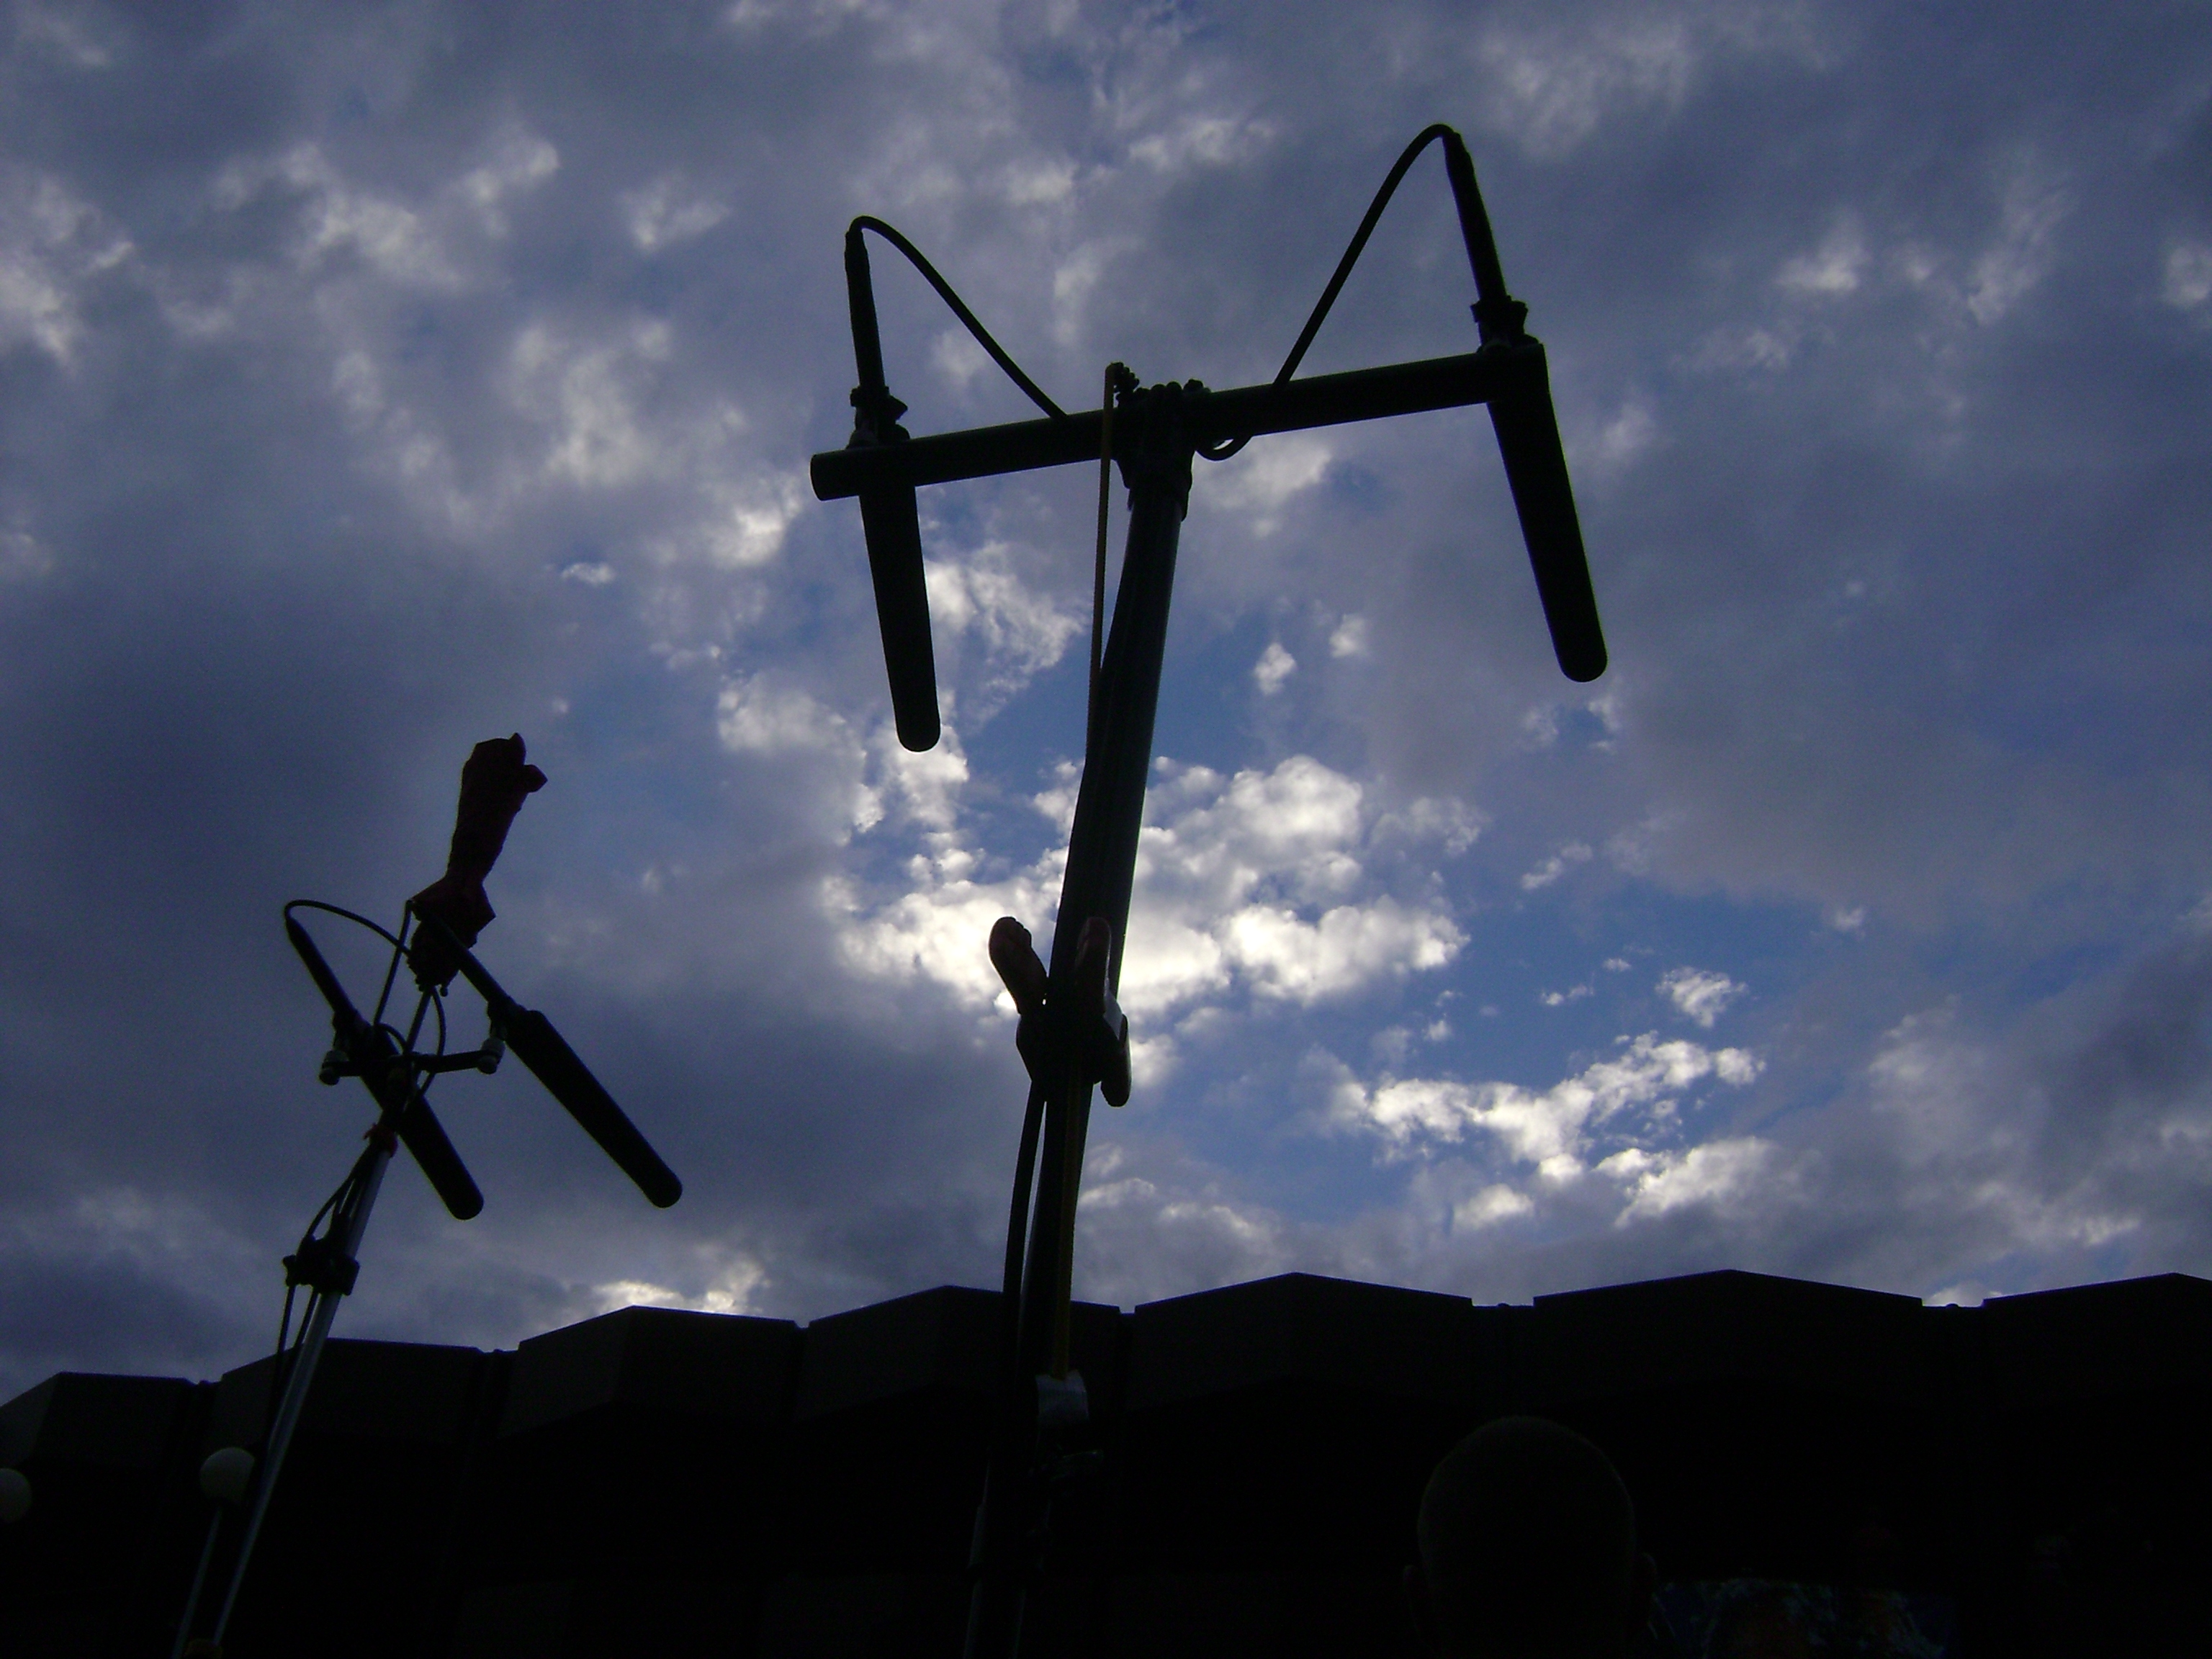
[3,1268,2206,1655]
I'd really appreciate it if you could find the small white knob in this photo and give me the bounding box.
[199,1447,256,1506]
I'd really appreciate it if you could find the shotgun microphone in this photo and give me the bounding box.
[1441,131,1606,684]
[390,1094,485,1221]
[845,222,941,752]
[1487,341,1606,682]
[500,1005,683,1209]
[415,913,683,1210]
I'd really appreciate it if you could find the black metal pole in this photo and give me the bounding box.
[1028,379,1191,1354]
[963,380,1195,1659]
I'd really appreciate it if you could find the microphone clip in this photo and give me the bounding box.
[282,1235,360,1298]
[1472,293,1529,345]
[991,916,1132,1108]
[849,382,910,446]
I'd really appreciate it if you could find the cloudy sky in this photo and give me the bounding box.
[3,0,2209,1399]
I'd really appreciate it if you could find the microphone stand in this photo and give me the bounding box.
[812,125,1606,1659]
[174,737,681,1658]
[189,906,492,1658]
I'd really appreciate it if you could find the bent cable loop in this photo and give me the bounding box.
[1199,122,1500,463]
[850,216,1068,422]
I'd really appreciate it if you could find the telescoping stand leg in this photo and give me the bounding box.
[202,1123,395,1654]
[816,125,1608,1659]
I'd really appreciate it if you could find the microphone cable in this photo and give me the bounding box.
[847,216,1069,421]
[1198,122,1494,463]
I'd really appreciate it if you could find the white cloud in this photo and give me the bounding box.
[1606,1136,1779,1223]
[835,753,1465,1025]
[621,175,728,252]
[508,318,673,488]
[930,327,992,391]
[1252,641,1296,696]
[1454,1183,1534,1229]
[1521,842,1592,890]
[1328,615,1370,659]
[1123,756,1465,1014]
[1521,704,1564,747]
[592,1251,768,1316]
[1520,696,1623,751]
[717,675,860,760]
[1049,238,1126,346]
[1686,322,1797,374]
[1966,168,2069,325]
[1472,7,1831,158]
[1851,1005,2159,1259]
[835,853,1061,1016]
[236,144,461,288]
[875,721,970,832]
[1073,1142,1293,1308]
[706,472,807,568]
[1923,1282,1995,1309]
[1475,17,1699,158]
[1372,796,1483,857]
[1592,395,1657,467]
[1128,113,1277,174]
[1658,966,1747,1028]
[2164,242,2212,311]
[211,127,557,298]
[1209,436,1331,536]
[1344,1032,1763,1179]
[1001,157,1076,207]
[459,130,560,235]
[0,527,53,581]
[1218,898,1462,1005]
[1344,1035,1761,1159]
[925,542,1084,703]
[1778,215,1868,297]
[0,170,132,364]
[16,5,114,69]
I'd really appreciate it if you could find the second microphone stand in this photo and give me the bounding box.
[813,125,1609,1658]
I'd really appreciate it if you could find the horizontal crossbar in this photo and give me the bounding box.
[810,345,1524,500]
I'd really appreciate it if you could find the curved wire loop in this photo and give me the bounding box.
[1199,122,1501,462]
[850,215,1069,422]
[283,896,446,1048]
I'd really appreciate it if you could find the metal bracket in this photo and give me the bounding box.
[281,1236,360,1298]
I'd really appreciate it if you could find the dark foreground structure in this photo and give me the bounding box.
[3,1267,2207,1657]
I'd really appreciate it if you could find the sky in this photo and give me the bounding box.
[2,0,2210,1401]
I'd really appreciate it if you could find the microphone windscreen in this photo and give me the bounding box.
[503,1007,683,1208]
[396,1097,484,1220]
[858,480,941,751]
[1488,343,1607,683]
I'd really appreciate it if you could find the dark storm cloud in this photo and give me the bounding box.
[1,1,2209,1399]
